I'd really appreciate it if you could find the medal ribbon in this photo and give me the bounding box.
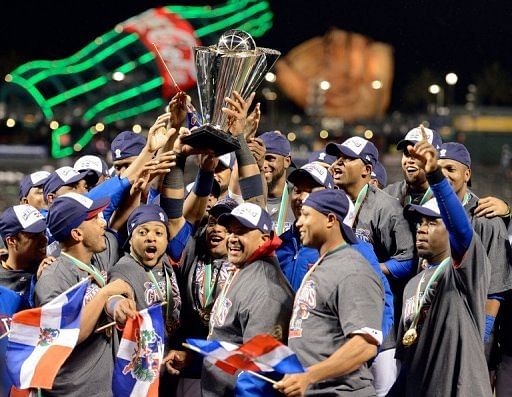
[352,184,369,224]
[61,252,106,287]
[405,256,451,335]
[208,268,240,336]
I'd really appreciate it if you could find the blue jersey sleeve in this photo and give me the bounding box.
[427,169,473,262]
[86,176,131,223]
[167,221,194,262]
[383,258,416,280]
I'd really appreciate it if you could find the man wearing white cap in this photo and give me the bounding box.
[384,125,442,207]
[201,202,294,397]
[389,127,491,396]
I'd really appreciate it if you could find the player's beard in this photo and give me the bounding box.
[268,167,286,193]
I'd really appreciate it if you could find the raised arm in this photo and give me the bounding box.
[408,126,473,262]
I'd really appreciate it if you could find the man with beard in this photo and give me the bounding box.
[0,205,48,307]
[437,142,512,369]
[35,193,134,396]
[260,131,296,232]
[384,126,443,206]
[276,189,384,396]
[201,203,294,397]
[389,131,491,396]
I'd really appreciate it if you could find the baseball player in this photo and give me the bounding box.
[390,129,491,396]
[201,203,294,396]
[276,189,384,396]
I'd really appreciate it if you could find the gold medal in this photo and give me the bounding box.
[402,328,418,347]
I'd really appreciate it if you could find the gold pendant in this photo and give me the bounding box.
[402,328,418,347]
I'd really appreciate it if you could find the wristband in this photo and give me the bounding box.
[239,174,264,199]
[160,196,184,219]
[105,294,125,317]
[192,169,214,197]
[235,135,256,167]
[484,314,495,343]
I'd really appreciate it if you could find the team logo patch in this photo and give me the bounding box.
[123,329,163,382]
[115,149,122,159]
[440,149,447,157]
[289,279,317,339]
[210,296,232,328]
[38,327,60,346]
[355,228,372,244]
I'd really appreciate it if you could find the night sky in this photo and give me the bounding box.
[1,0,512,110]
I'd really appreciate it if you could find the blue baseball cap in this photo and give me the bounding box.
[307,150,337,166]
[397,126,442,151]
[47,193,110,242]
[218,203,272,233]
[371,161,388,187]
[260,131,292,157]
[0,205,47,239]
[19,171,51,199]
[43,167,88,199]
[127,204,169,238]
[288,162,334,188]
[111,131,146,161]
[302,189,357,244]
[438,142,471,168]
[404,198,441,220]
[326,137,379,167]
[209,197,239,219]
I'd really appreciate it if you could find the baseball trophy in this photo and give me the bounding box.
[182,29,281,155]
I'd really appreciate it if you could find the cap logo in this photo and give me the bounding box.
[440,149,447,157]
[30,171,50,184]
[232,204,261,225]
[61,192,93,209]
[13,205,44,229]
[318,152,326,160]
[342,137,367,155]
[159,212,165,222]
[115,149,122,159]
[56,167,79,182]
[406,128,434,144]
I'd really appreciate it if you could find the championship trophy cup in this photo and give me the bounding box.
[181,29,281,155]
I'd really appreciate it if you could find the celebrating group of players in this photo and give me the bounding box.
[1,91,511,396]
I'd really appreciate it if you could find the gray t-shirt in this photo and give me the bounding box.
[394,234,491,396]
[464,190,512,294]
[35,255,114,397]
[288,245,384,396]
[109,254,181,335]
[354,184,415,264]
[201,256,294,397]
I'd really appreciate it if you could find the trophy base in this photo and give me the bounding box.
[181,124,241,156]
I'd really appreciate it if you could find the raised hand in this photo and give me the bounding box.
[406,125,438,173]
[167,91,189,129]
[147,113,176,153]
[222,91,256,136]
[243,102,261,139]
[247,136,266,169]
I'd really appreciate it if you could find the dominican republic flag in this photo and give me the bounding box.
[6,278,89,390]
[185,334,305,375]
[113,304,165,397]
